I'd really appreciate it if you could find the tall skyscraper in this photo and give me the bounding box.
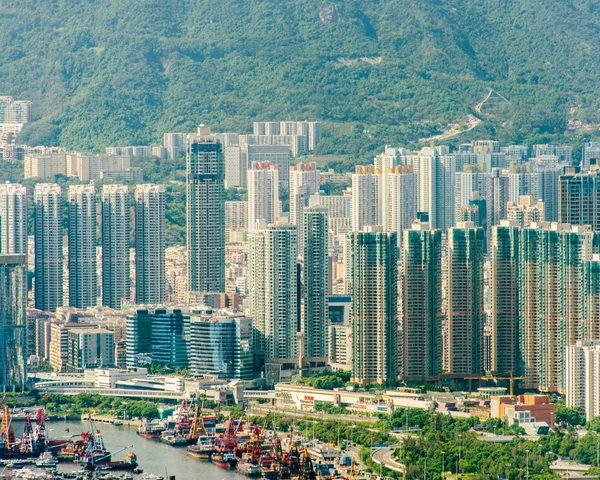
[102,185,130,309]
[289,162,319,225]
[0,254,27,390]
[290,162,319,248]
[559,168,600,231]
[247,161,279,232]
[384,166,417,248]
[514,223,597,392]
[351,166,379,231]
[446,222,485,377]
[417,147,455,231]
[248,224,298,362]
[187,138,225,293]
[401,223,442,381]
[350,228,398,384]
[491,221,520,375]
[0,183,27,255]
[300,207,328,360]
[34,183,63,312]
[68,185,97,308]
[135,184,166,305]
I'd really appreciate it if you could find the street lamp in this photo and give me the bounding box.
[441,451,445,480]
[458,434,462,478]
[526,450,529,480]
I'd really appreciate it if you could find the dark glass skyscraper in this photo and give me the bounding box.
[187,137,225,294]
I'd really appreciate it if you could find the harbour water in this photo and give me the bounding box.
[19,419,244,480]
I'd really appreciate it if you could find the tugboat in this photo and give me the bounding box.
[137,421,165,439]
[212,452,238,469]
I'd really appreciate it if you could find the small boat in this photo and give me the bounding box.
[237,461,262,477]
[212,452,238,469]
[84,452,138,471]
[160,434,189,446]
[35,451,57,468]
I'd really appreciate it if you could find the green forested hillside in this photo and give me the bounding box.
[2,0,600,153]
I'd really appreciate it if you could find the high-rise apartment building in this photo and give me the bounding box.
[490,221,520,375]
[384,166,417,248]
[559,168,600,231]
[401,223,442,381]
[290,163,319,223]
[290,163,319,247]
[350,228,398,384]
[417,147,455,231]
[582,142,600,171]
[101,185,130,309]
[34,184,63,312]
[135,184,166,304]
[248,224,298,361]
[566,340,600,421]
[515,223,596,392]
[0,183,27,255]
[225,201,248,243]
[300,207,328,360]
[187,138,225,293]
[0,97,31,123]
[163,132,186,159]
[351,166,379,231]
[506,196,545,227]
[247,162,279,232]
[446,222,485,377]
[68,185,97,308]
[0,254,27,390]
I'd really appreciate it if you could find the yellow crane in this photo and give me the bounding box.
[465,370,524,396]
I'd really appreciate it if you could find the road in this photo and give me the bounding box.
[247,405,380,423]
[371,445,405,473]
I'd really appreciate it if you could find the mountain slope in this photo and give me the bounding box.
[1,0,599,151]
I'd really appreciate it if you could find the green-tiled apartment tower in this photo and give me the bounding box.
[401,222,442,381]
[446,222,485,377]
[350,228,398,384]
[491,221,521,376]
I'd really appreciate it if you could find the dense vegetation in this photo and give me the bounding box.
[3,0,600,156]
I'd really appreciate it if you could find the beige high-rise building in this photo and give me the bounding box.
[247,162,279,232]
[34,184,63,312]
[289,162,319,247]
[506,195,545,227]
[351,165,379,232]
[0,183,27,255]
[68,185,97,309]
[135,184,166,305]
